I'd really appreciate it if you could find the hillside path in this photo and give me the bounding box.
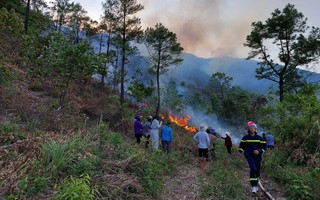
[160,154,286,200]
[161,157,201,200]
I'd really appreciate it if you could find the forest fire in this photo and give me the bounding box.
[167,111,197,133]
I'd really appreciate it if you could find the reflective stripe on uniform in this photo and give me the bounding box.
[241,140,261,143]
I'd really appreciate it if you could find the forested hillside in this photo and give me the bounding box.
[0,1,320,200]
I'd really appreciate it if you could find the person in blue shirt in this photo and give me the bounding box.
[238,121,267,195]
[266,133,275,150]
[161,121,173,154]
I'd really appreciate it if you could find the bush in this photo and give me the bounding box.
[0,66,14,86]
[39,133,98,178]
[265,154,320,200]
[17,176,50,198]
[54,174,98,200]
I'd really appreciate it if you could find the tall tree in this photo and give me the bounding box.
[144,23,184,115]
[99,0,119,85]
[42,33,97,108]
[67,2,87,44]
[163,79,185,112]
[209,72,233,101]
[244,4,320,102]
[51,0,72,32]
[24,0,31,33]
[106,0,143,107]
[208,72,233,118]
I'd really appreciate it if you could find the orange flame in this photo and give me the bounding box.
[168,111,197,133]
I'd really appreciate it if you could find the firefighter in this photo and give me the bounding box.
[238,121,267,195]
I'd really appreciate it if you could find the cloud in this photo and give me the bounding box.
[137,0,320,72]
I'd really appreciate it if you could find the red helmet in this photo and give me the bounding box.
[246,121,257,129]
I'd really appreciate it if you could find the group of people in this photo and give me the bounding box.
[193,121,275,195]
[134,114,173,154]
[135,115,275,195]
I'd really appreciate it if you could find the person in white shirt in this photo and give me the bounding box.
[150,115,162,150]
[193,125,210,169]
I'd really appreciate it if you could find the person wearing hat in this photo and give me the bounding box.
[193,125,210,169]
[221,132,232,154]
[238,121,267,195]
[161,121,173,154]
[144,116,152,149]
[134,114,144,144]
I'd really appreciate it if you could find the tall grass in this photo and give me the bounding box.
[99,125,178,198]
[264,150,320,200]
[199,143,247,200]
[39,132,98,178]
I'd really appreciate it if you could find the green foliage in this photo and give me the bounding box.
[128,81,154,103]
[99,127,177,198]
[128,149,177,197]
[0,8,24,35]
[199,143,246,199]
[287,180,313,200]
[162,79,185,112]
[244,3,320,101]
[260,84,320,164]
[144,23,184,114]
[39,133,98,178]
[0,66,14,86]
[0,123,18,133]
[39,33,97,107]
[17,176,50,198]
[54,174,98,200]
[265,157,319,200]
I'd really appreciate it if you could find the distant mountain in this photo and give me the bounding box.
[165,53,276,94]
[159,53,320,94]
[93,34,320,94]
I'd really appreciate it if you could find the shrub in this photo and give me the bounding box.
[0,66,14,86]
[54,174,98,200]
[17,176,50,198]
[39,133,98,178]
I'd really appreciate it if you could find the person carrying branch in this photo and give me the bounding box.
[221,132,232,154]
[238,121,266,195]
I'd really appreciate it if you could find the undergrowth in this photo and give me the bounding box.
[264,149,320,200]
[199,143,247,200]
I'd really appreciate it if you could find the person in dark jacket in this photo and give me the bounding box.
[144,116,152,149]
[238,121,266,195]
[134,114,144,144]
[221,132,232,154]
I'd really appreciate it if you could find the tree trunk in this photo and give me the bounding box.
[24,0,31,34]
[120,14,126,107]
[156,61,161,116]
[120,46,125,106]
[279,76,284,102]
